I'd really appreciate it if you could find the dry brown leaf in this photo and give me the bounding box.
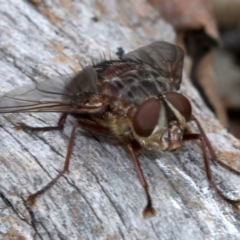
[149,0,219,40]
[210,0,240,28]
[197,52,229,126]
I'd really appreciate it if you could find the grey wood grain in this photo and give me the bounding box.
[1,0,240,239]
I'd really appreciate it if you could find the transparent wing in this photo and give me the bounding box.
[0,66,102,113]
[0,42,185,113]
[123,41,184,90]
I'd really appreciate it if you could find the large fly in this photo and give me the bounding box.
[0,41,239,217]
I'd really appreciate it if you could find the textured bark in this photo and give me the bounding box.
[1,0,240,239]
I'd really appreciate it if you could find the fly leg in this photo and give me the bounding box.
[76,120,155,216]
[15,113,68,132]
[76,117,112,135]
[27,116,111,206]
[127,143,156,218]
[27,120,79,205]
[183,115,240,204]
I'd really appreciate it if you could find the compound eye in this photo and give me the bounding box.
[165,92,192,122]
[132,98,160,137]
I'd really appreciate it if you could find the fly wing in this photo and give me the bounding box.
[122,41,184,90]
[0,66,102,113]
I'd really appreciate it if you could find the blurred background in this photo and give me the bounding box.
[149,0,240,139]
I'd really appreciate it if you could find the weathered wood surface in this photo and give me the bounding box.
[1,0,240,239]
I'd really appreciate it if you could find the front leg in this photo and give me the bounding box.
[127,143,156,218]
[183,115,240,204]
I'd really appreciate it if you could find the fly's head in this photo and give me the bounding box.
[127,92,192,151]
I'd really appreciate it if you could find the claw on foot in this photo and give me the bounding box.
[27,194,36,207]
[142,204,156,218]
[14,123,25,131]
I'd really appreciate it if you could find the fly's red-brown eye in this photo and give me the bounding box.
[132,98,160,137]
[165,92,192,122]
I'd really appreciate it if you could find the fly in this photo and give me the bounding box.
[0,41,239,217]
